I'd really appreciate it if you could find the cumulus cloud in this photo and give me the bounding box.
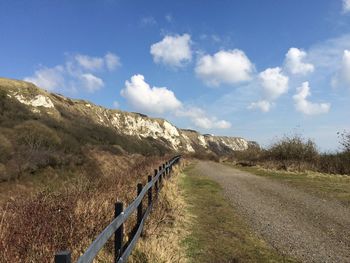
[24,52,119,93]
[333,49,350,88]
[120,74,230,129]
[343,0,350,13]
[284,48,315,75]
[195,49,254,86]
[120,74,182,114]
[150,34,192,67]
[259,67,289,100]
[293,82,330,115]
[248,67,288,112]
[248,100,271,112]
[24,66,65,91]
[176,106,231,129]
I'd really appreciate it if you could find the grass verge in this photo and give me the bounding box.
[128,164,189,263]
[230,164,350,207]
[180,164,297,263]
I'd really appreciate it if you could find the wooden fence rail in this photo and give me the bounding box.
[54,155,182,263]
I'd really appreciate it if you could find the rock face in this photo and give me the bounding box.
[0,78,251,155]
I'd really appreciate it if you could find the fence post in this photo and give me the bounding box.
[162,163,166,181]
[159,166,162,188]
[137,183,143,229]
[148,175,152,207]
[114,202,124,263]
[154,169,159,199]
[55,251,71,263]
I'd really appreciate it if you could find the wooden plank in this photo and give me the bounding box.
[117,205,152,263]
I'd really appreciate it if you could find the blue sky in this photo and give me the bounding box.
[1,0,350,151]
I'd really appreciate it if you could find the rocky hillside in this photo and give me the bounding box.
[0,77,250,156]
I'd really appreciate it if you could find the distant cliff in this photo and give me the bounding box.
[0,77,252,156]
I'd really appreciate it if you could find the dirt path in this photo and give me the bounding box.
[193,161,350,263]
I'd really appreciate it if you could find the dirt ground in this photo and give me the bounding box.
[193,161,350,263]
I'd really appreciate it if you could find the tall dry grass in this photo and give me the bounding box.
[128,161,189,263]
[0,148,175,262]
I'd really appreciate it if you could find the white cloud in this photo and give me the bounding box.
[343,0,350,13]
[105,52,121,71]
[75,54,104,71]
[248,67,288,112]
[340,50,350,85]
[24,52,119,93]
[284,47,314,75]
[176,106,231,129]
[24,66,65,91]
[79,73,104,92]
[259,67,289,100]
[120,74,182,114]
[293,82,330,115]
[248,100,271,112]
[195,49,254,86]
[74,52,120,71]
[150,34,192,67]
[333,49,350,88]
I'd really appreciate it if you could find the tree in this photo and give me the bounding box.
[338,130,350,152]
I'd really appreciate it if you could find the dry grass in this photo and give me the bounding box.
[128,162,190,263]
[0,148,175,262]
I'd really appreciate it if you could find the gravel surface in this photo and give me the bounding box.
[194,161,350,263]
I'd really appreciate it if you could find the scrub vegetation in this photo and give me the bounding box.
[230,133,350,175]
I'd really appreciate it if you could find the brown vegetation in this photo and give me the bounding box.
[0,151,176,262]
[231,133,350,175]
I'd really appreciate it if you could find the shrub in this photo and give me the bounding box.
[338,130,350,153]
[0,163,8,181]
[318,152,350,175]
[233,144,262,166]
[265,134,318,163]
[14,120,61,151]
[0,133,12,162]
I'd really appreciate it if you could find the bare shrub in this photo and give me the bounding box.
[0,133,12,163]
[15,120,61,151]
[232,144,262,166]
[338,130,350,153]
[263,134,318,171]
[318,152,350,175]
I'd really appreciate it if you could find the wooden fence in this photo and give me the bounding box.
[54,155,182,263]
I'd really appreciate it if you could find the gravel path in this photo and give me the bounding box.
[193,161,350,263]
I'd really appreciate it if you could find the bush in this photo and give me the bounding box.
[233,144,262,166]
[14,120,61,151]
[338,130,350,153]
[0,133,12,162]
[318,152,350,175]
[265,135,318,163]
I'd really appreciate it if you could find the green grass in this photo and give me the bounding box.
[180,165,297,263]
[229,164,350,207]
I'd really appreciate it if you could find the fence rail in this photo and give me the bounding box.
[54,155,182,263]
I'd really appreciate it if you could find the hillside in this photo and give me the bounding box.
[0,77,252,181]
